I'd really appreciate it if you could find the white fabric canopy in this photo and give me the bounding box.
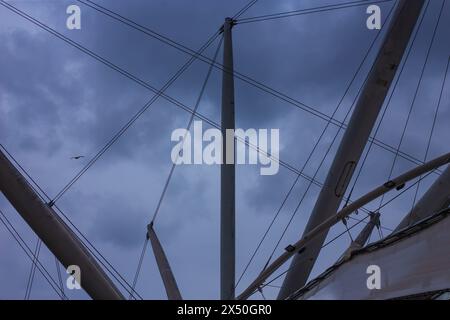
[294,210,450,300]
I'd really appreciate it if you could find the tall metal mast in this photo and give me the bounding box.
[221,17,236,300]
[278,0,426,299]
[0,149,124,300]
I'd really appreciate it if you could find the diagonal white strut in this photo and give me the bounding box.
[147,224,182,300]
[278,0,426,299]
[340,212,380,260]
[0,149,124,300]
[395,165,450,231]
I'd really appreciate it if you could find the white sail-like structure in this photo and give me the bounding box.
[291,209,450,300]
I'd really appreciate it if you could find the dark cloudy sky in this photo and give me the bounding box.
[0,0,449,299]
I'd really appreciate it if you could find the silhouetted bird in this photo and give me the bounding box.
[70,156,85,160]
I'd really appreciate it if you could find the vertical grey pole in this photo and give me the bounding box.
[278,0,426,299]
[221,17,236,300]
[0,149,124,300]
[395,165,450,231]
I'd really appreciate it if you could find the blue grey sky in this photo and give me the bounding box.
[0,0,449,299]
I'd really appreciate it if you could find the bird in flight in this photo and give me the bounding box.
[70,156,85,160]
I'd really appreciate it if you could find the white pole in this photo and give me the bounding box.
[278,0,426,299]
[0,150,124,300]
[395,165,450,231]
